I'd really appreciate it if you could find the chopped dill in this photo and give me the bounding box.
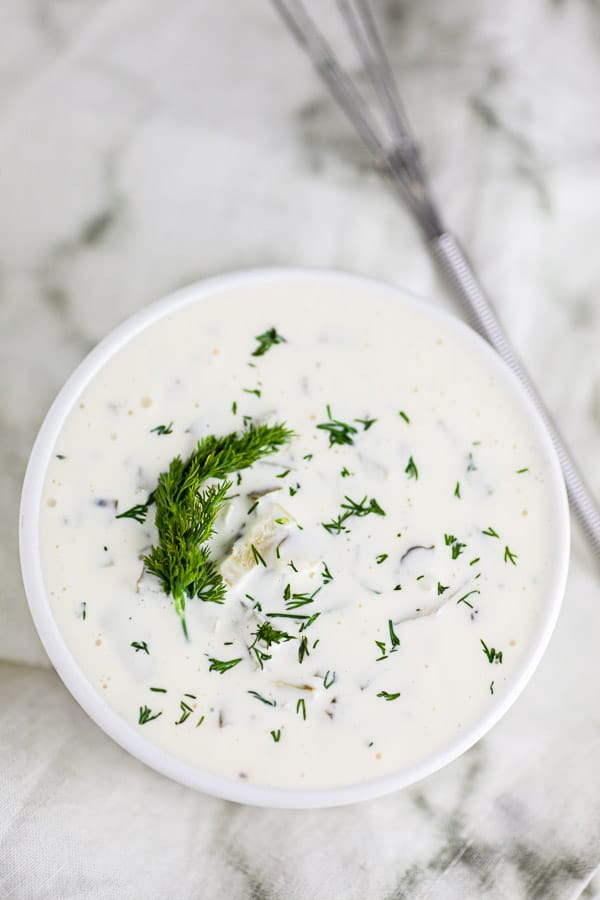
[138,705,162,724]
[249,622,294,670]
[376,553,388,564]
[271,729,282,742]
[399,410,410,424]
[317,405,358,447]
[150,422,173,436]
[298,635,310,663]
[504,546,518,565]
[404,456,418,479]
[482,526,500,538]
[208,657,242,674]
[248,690,276,707]
[480,640,503,664]
[321,561,333,583]
[377,690,401,701]
[454,481,461,498]
[457,589,480,608]
[437,582,449,595]
[296,698,307,720]
[251,543,267,567]
[131,640,149,655]
[252,327,286,357]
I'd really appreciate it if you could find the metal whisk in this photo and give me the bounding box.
[272,0,600,559]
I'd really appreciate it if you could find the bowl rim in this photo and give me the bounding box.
[19,266,570,809]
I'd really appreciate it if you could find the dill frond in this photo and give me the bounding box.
[143,422,293,637]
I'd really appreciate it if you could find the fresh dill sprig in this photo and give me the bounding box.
[354,417,377,431]
[142,423,293,636]
[323,670,336,689]
[252,327,286,357]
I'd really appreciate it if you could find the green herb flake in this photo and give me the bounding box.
[516,467,529,474]
[377,690,401,701]
[323,670,336,689]
[480,639,503,664]
[405,456,419,480]
[271,729,282,742]
[376,553,388,565]
[482,526,500,538]
[437,582,449,595]
[296,698,307,720]
[131,641,149,655]
[138,705,162,725]
[250,543,267,567]
[208,657,242,674]
[504,545,518,565]
[454,481,461,498]
[399,411,410,424]
[457,589,480,608]
[248,690,276,707]
[252,327,286,357]
[150,422,173,436]
[354,417,377,431]
[175,700,193,725]
[298,635,310,663]
[317,405,358,447]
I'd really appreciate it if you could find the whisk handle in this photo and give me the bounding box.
[431,231,600,557]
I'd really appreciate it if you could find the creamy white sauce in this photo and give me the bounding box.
[40,277,559,789]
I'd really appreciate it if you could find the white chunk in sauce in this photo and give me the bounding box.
[40,277,560,789]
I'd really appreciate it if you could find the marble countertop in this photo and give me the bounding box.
[2,1,600,897]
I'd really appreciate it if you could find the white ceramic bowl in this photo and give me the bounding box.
[19,268,570,808]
